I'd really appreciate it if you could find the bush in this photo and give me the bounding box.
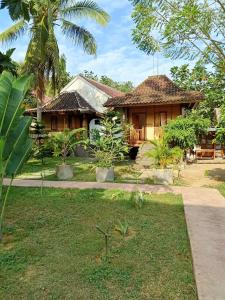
[145,138,183,169]
[90,114,129,168]
[50,128,87,164]
[164,112,210,150]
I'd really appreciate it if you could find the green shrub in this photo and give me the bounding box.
[90,114,129,168]
[145,139,183,169]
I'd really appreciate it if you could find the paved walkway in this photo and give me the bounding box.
[3,179,225,300]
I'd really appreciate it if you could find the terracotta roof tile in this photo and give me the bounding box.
[104,75,204,107]
[42,91,96,113]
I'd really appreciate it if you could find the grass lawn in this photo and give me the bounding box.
[0,187,197,299]
[216,183,225,197]
[18,157,142,183]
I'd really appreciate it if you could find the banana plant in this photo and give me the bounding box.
[0,71,33,241]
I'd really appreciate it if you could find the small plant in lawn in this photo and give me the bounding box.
[115,220,129,238]
[131,191,145,209]
[96,225,111,260]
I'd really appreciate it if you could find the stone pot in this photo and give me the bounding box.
[56,164,74,180]
[152,168,174,185]
[96,167,114,182]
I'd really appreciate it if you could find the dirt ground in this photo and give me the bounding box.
[180,163,225,187]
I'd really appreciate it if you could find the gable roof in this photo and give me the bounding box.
[104,75,203,107]
[81,76,124,98]
[41,91,96,113]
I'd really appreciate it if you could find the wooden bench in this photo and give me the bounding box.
[196,149,215,160]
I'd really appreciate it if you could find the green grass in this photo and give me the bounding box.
[216,183,225,197]
[0,187,197,299]
[18,157,141,183]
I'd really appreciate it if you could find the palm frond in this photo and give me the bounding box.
[61,19,96,55]
[60,0,110,26]
[0,19,27,44]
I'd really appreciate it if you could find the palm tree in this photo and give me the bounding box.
[0,0,109,121]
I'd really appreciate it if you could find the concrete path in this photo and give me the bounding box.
[3,179,225,300]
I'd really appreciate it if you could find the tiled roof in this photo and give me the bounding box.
[104,75,203,107]
[82,76,125,98]
[42,91,96,113]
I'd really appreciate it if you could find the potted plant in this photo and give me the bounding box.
[51,128,86,180]
[91,114,129,182]
[146,138,183,185]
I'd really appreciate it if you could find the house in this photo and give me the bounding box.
[28,75,124,131]
[104,75,203,146]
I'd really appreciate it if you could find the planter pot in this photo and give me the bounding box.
[96,167,114,182]
[56,164,74,180]
[152,168,174,185]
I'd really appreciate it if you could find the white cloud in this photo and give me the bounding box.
[66,46,195,85]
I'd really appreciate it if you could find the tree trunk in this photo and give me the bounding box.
[37,99,42,122]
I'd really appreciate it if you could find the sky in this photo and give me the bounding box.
[0,0,196,86]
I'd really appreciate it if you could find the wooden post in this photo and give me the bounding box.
[82,114,88,130]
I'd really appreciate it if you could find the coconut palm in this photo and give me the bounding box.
[0,0,109,121]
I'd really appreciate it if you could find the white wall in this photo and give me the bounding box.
[61,76,109,113]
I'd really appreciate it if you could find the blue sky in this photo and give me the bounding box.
[0,0,196,85]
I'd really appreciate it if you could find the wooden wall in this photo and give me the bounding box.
[126,104,181,140]
[42,112,92,132]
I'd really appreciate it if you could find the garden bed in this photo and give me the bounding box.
[17,157,141,183]
[0,187,197,299]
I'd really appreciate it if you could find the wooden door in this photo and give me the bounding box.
[154,112,167,138]
[132,113,146,141]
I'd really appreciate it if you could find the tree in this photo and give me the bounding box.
[164,112,210,150]
[46,54,73,96]
[130,0,225,69]
[0,0,110,121]
[170,63,225,121]
[0,71,33,241]
[0,48,17,75]
[80,70,134,93]
[215,106,225,146]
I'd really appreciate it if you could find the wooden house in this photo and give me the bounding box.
[104,75,203,146]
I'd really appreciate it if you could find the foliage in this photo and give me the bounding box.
[146,138,183,169]
[131,190,145,209]
[51,128,86,164]
[90,114,129,168]
[1,0,110,120]
[130,0,225,69]
[96,225,111,259]
[115,220,129,237]
[47,54,73,95]
[0,71,32,240]
[215,106,225,145]
[171,64,225,121]
[0,48,17,75]
[81,70,134,93]
[31,120,52,162]
[164,112,210,150]
[22,92,37,109]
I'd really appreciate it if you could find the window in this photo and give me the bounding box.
[51,116,58,131]
[154,112,167,127]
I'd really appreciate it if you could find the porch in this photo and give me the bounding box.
[124,104,182,146]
